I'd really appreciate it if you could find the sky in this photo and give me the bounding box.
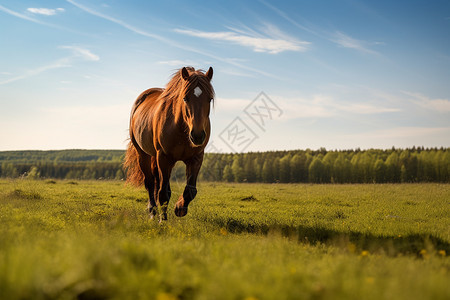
[0,0,449,152]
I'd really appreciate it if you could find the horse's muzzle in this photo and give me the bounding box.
[189,130,206,146]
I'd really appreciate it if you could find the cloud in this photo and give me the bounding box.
[0,46,99,85]
[259,0,320,37]
[0,4,45,24]
[158,60,198,67]
[0,4,87,35]
[215,94,399,121]
[273,95,399,119]
[338,127,450,149]
[342,127,450,140]
[66,0,167,41]
[331,102,400,114]
[221,68,255,78]
[260,2,382,56]
[331,31,379,55]
[27,8,65,16]
[0,59,71,85]
[0,104,130,150]
[175,26,309,54]
[66,0,276,78]
[403,91,450,112]
[60,46,100,61]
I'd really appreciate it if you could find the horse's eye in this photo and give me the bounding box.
[183,97,188,102]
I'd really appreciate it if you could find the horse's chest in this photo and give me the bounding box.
[170,141,197,161]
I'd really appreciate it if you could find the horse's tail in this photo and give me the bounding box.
[124,140,145,187]
[124,88,163,187]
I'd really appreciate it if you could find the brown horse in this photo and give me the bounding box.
[124,66,214,222]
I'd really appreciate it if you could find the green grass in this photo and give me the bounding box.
[0,179,449,299]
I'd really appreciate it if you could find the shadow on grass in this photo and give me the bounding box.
[215,218,449,257]
[2,189,42,201]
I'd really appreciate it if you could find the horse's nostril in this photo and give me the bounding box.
[190,130,206,146]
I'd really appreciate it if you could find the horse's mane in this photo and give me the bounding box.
[160,66,215,123]
[163,67,214,101]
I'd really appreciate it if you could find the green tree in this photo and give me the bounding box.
[333,153,351,183]
[373,159,387,183]
[231,156,245,182]
[309,157,325,183]
[322,152,337,183]
[243,155,256,182]
[385,152,400,183]
[290,153,307,182]
[262,160,273,183]
[115,169,124,180]
[272,157,281,182]
[1,163,19,178]
[279,154,291,183]
[222,165,234,182]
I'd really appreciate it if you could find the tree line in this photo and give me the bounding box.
[0,148,449,183]
[0,150,125,180]
[199,147,450,183]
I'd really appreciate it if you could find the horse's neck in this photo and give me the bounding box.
[168,97,187,132]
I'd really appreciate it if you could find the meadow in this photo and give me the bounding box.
[0,179,449,299]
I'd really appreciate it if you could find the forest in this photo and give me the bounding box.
[0,147,449,183]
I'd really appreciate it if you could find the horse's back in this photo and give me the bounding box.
[130,88,164,157]
[131,88,164,117]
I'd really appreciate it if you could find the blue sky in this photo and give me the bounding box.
[0,0,449,151]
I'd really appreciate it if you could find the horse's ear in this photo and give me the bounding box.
[205,67,213,81]
[181,67,190,81]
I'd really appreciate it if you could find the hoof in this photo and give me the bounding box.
[174,205,188,217]
[148,206,158,220]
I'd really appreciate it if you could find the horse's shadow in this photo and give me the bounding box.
[220,218,449,257]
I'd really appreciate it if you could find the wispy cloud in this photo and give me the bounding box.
[0,46,99,85]
[259,0,320,37]
[331,31,379,55]
[0,4,90,35]
[66,0,170,41]
[403,91,450,112]
[27,7,65,16]
[260,2,381,56]
[175,26,309,54]
[66,0,276,78]
[0,4,46,24]
[218,94,399,119]
[343,127,450,139]
[158,60,199,67]
[60,46,100,61]
[337,126,450,149]
[332,102,400,114]
[0,59,71,85]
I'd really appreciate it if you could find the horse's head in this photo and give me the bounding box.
[180,66,214,147]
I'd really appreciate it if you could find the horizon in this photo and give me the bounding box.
[0,146,448,154]
[1,0,449,152]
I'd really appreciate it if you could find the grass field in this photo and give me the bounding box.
[0,179,449,299]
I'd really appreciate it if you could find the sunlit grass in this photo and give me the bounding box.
[0,180,449,299]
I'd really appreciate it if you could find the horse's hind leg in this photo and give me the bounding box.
[138,153,157,219]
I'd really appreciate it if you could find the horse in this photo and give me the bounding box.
[124,66,214,222]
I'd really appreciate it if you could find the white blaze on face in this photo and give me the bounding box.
[193,86,202,97]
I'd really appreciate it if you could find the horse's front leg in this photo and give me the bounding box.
[156,151,174,222]
[175,153,204,217]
